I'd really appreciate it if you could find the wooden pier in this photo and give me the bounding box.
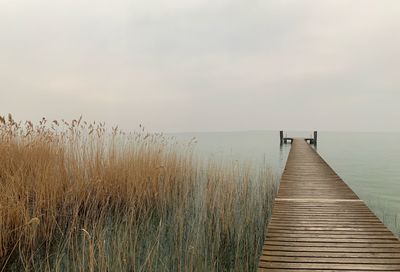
[259,138,400,271]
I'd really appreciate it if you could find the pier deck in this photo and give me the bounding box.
[259,139,400,271]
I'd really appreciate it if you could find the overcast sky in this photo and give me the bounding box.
[1,0,399,132]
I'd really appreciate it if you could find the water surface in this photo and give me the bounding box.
[171,131,400,237]
[171,131,290,179]
[317,132,400,237]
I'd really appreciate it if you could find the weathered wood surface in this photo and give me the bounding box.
[259,139,400,271]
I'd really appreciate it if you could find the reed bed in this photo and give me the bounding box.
[0,114,276,271]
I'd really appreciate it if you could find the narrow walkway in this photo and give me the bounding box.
[259,139,400,271]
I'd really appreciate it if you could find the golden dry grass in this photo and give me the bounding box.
[0,114,276,271]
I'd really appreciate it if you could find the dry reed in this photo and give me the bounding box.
[0,114,276,271]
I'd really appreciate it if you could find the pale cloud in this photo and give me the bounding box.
[0,0,399,132]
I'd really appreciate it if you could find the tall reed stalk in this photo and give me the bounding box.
[0,114,276,271]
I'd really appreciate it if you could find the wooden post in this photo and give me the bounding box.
[280,131,284,145]
[314,131,318,145]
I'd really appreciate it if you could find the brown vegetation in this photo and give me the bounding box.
[0,114,275,271]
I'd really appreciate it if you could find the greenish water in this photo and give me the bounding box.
[172,131,400,237]
[171,131,290,180]
[316,132,400,237]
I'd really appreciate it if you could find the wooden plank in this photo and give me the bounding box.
[258,138,400,270]
[260,255,400,264]
[259,262,400,270]
[258,270,396,272]
[263,251,400,258]
[263,245,400,253]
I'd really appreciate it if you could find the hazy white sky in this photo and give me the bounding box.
[1,0,399,132]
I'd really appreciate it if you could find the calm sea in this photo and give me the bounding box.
[171,131,400,237]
